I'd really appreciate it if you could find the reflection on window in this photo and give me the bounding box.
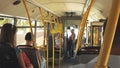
[0,17,14,26]
[16,19,35,26]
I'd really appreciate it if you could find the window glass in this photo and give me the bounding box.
[0,16,45,47]
[37,21,44,26]
[36,21,44,46]
[16,19,35,26]
[36,28,44,46]
[16,28,35,45]
[0,17,14,34]
[0,17,14,26]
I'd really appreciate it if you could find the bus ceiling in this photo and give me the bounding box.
[0,0,112,21]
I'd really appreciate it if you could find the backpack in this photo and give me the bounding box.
[0,42,20,68]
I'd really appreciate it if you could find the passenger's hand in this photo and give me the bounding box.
[27,64,33,68]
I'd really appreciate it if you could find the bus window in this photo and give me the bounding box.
[36,21,45,46]
[0,17,14,26]
[16,19,35,45]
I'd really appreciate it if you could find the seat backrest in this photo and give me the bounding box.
[17,45,40,68]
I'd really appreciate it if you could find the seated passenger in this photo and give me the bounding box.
[55,32,63,49]
[18,32,46,68]
[0,23,26,68]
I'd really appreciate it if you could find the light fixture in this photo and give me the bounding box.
[13,0,21,5]
[65,12,76,17]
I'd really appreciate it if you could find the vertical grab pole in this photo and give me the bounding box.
[56,16,59,23]
[55,16,61,68]
[95,0,120,68]
[48,13,55,68]
[39,7,48,68]
[75,0,95,57]
[22,0,35,46]
[52,30,55,68]
[39,7,46,47]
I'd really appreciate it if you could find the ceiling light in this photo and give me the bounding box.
[13,0,21,5]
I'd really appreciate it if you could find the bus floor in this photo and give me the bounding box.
[48,54,98,68]
[46,45,120,68]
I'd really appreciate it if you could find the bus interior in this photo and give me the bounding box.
[0,0,120,68]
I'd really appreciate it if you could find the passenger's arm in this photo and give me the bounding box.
[18,53,26,68]
[36,49,42,64]
[22,51,33,68]
[27,64,33,68]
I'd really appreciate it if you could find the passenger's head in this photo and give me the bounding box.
[56,32,60,37]
[0,23,17,47]
[25,32,32,41]
[71,29,74,33]
[25,32,33,45]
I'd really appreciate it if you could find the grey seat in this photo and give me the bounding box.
[17,45,40,68]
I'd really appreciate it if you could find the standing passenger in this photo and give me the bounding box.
[0,23,26,68]
[68,29,76,57]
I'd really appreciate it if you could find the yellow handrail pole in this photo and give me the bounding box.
[53,16,57,24]
[48,13,53,30]
[48,13,55,68]
[54,16,61,68]
[22,0,35,46]
[52,31,55,68]
[60,18,62,24]
[39,7,46,47]
[38,7,48,68]
[56,17,59,23]
[43,11,49,67]
[95,0,120,68]
[75,0,95,56]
